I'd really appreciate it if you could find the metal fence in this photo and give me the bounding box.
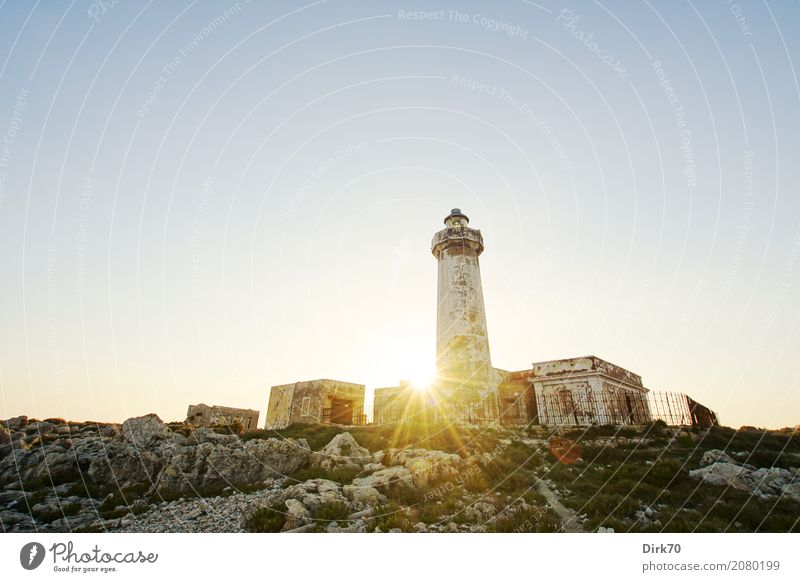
[372,388,715,429]
[532,389,715,428]
[322,404,366,426]
[534,388,650,427]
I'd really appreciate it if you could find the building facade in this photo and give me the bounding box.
[185,403,260,430]
[429,209,502,423]
[495,356,651,427]
[269,208,717,429]
[372,209,675,428]
[265,379,365,429]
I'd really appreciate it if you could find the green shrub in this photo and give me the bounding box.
[385,481,428,506]
[413,496,463,525]
[367,502,413,532]
[487,505,560,533]
[643,459,685,488]
[290,465,361,485]
[314,501,351,523]
[245,503,286,532]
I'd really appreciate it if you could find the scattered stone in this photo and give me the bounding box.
[283,498,311,531]
[343,484,385,508]
[382,448,462,487]
[311,433,372,473]
[689,455,800,502]
[26,422,56,436]
[3,416,28,431]
[283,478,350,513]
[351,466,414,494]
[122,414,171,448]
[699,449,737,467]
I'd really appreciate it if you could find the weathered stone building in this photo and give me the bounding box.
[269,208,716,429]
[265,380,365,429]
[370,208,717,428]
[373,381,437,425]
[431,208,498,421]
[496,356,651,426]
[185,403,260,430]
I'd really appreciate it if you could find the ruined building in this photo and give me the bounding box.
[372,209,716,428]
[266,208,717,429]
[265,380,365,429]
[186,403,260,430]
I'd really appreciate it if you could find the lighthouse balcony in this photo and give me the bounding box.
[431,227,484,257]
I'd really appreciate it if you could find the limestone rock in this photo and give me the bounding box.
[310,433,371,471]
[383,448,463,487]
[0,442,84,489]
[283,478,350,513]
[155,437,309,496]
[351,466,414,494]
[86,441,164,491]
[283,498,311,530]
[699,449,737,466]
[99,425,121,439]
[361,462,384,474]
[343,483,386,508]
[690,460,800,502]
[187,428,239,446]
[3,416,28,431]
[25,421,56,436]
[122,414,171,448]
[690,462,749,489]
[0,430,11,459]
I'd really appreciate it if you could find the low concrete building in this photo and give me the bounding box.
[507,356,652,426]
[372,355,653,428]
[372,381,439,425]
[185,403,260,430]
[265,379,366,429]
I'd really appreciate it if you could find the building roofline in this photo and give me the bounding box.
[270,379,366,389]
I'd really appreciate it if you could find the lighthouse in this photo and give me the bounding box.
[431,209,498,421]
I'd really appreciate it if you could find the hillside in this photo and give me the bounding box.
[1,415,798,533]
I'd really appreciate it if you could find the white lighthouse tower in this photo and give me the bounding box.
[431,209,498,422]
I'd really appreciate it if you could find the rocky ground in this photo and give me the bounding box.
[1,415,798,533]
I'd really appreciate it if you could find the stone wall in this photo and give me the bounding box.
[531,356,643,387]
[185,403,260,430]
[265,385,294,429]
[432,223,492,389]
[373,385,411,425]
[266,380,365,429]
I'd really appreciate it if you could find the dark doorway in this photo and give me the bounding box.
[330,397,354,425]
[499,397,521,425]
[525,383,538,424]
[624,394,634,423]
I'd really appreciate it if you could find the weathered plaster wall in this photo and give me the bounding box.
[266,380,365,428]
[265,385,294,429]
[186,403,260,430]
[531,356,643,387]
[529,356,651,426]
[373,385,409,425]
[432,225,492,388]
[429,213,500,425]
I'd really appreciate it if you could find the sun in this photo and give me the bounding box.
[406,361,436,392]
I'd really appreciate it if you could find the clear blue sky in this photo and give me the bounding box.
[0,0,798,428]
